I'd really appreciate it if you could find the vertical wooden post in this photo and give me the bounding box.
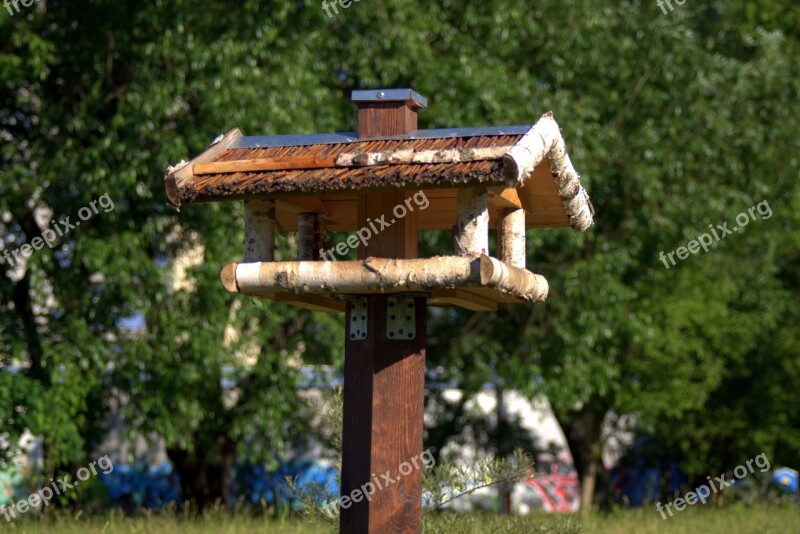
[498,207,526,268]
[297,212,326,261]
[244,198,275,262]
[453,187,489,256]
[340,190,424,533]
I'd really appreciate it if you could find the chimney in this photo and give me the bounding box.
[351,88,427,138]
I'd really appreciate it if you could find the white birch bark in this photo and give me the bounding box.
[335,146,512,167]
[221,255,549,303]
[244,199,275,262]
[503,112,593,231]
[498,208,526,268]
[453,187,489,256]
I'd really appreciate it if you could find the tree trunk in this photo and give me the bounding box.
[424,391,469,466]
[495,384,512,515]
[167,436,236,511]
[556,403,607,519]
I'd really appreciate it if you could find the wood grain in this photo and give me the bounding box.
[341,296,426,533]
[341,184,425,532]
[194,155,337,174]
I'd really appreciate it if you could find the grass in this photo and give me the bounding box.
[2,504,798,533]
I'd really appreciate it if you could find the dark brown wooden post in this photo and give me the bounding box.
[341,91,427,533]
[342,295,425,532]
[340,189,424,533]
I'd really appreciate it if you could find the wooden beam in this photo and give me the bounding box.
[272,293,345,313]
[503,112,594,231]
[429,289,498,312]
[276,197,329,216]
[164,128,242,207]
[194,155,337,175]
[193,145,514,176]
[357,191,418,260]
[488,187,524,210]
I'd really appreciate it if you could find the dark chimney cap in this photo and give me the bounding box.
[351,88,427,109]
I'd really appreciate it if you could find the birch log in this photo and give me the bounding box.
[498,208,526,268]
[244,199,275,262]
[220,255,549,303]
[503,112,594,232]
[453,187,489,256]
[297,212,325,261]
[335,146,513,167]
[545,135,594,232]
[502,113,560,185]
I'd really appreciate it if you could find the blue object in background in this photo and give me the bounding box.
[231,461,339,508]
[610,460,687,506]
[772,468,799,494]
[99,461,181,509]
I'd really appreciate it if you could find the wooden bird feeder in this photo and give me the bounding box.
[165,88,593,533]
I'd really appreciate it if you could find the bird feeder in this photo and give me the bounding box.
[165,88,593,533]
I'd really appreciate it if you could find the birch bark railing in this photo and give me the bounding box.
[220,255,549,303]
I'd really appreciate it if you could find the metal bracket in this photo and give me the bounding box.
[387,296,417,340]
[347,297,368,341]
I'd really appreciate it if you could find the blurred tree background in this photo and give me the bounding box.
[1,0,798,513]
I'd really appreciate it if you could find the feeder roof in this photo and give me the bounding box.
[165,113,594,232]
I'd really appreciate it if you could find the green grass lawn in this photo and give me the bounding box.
[3,504,798,533]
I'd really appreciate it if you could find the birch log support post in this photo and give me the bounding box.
[244,199,275,262]
[297,212,325,261]
[453,187,489,257]
[498,208,527,269]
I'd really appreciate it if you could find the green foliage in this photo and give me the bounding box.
[288,389,534,522]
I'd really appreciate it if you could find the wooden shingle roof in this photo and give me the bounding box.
[165,113,594,233]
